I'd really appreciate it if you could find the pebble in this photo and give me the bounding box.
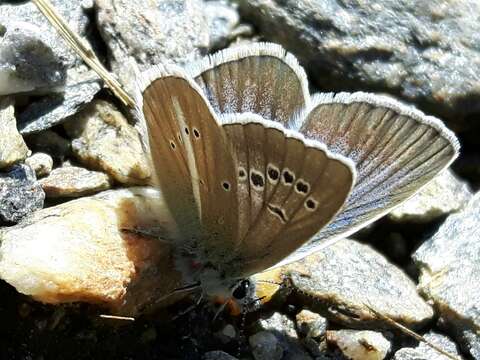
[24,153,53,178]
[326,329,391,360]
[0,97,29,169]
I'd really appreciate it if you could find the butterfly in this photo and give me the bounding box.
[131,42,459,311]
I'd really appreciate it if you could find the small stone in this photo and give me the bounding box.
[0,21,67,95]
[257,312,313,360]
[205,1,241,49]
[95,0,210,89]
[0,187,183,316]
[295,310,327,339]
[413,193,480,359]
[17,66,102,134]
[254,239,434,329]
[389,170,472,222]
[39,164,111,198]
[393,331,463,360]
[64,99,150,185]
[0,97,29,168]
[24,130,71,160]
[326,330,391,360]
[0,164,44,224]
[203,351,238,360]
[24,153,53,178]
[249,331,283,360]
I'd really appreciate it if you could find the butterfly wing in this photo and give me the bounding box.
[186,42,310,127]
[135,65,239,243]
[275,92,460,267]
[219,113,355,277]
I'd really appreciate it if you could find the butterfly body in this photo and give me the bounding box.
[133,43,459,308]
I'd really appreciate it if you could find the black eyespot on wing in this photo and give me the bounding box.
[282,169,295,184]
[250,171,265,188]
[193,128,200,138]
[170,141,176,149]
[305,198,317,211]
[296,180,309,194]
[267,204,288,223]
[267,165,279,182]
[222,181,231,191]
[239,168,247,180]
[184,127,189,135]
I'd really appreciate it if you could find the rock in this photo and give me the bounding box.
[257,312,313,360]
[237,0,480,123]
[249,331,284,360]
[0,0,90,67]
[205,1,241,49]
[95,0,210,88]
[326,330,391,360]
[39,164,111,198]
[24,130,71,161]
[0,187,183,316]
[0,20,66,96]
[413,193,480,359]
[17,66,102,134]
[203,350,238,360]
[295,310,327,339]
[389,170,472,223]
[25,152,53,178]
[0,97,29,168]
[0,164,44,224]
[64,99,150,185]
[254,239,434,329]
[393,331,463,360]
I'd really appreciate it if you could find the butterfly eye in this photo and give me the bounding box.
[282,169,295,185]
[305,198,318,211]
[232,280,250,300]
[295,179,310,194]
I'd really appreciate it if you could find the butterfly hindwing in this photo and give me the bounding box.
[221,114,355,277]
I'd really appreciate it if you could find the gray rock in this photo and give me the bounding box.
[24,130,71,160]
[255,239,434,329]
[237,0,480,122]
[326,330,391,360]
[295,310,327,339]
[39,164,111,198]
[413,193,480,359]
[249,331,284,360]
[17,66,102,134]
[205,1,240,49]
[0,97,29,168]
[389,170,472,223]
[25,152,53,178]
[393,331,463,360]
[0,21,67,96]
[257,312,313,360]
[0,164,44,224]
[203,351,238,360]
[95,0,210,88]
[64,99,150,185]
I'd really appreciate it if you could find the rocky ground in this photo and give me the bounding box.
[0,0,479,359]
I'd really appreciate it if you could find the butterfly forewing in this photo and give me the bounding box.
[187,43,310,127]
[221,115,355,277]
[139,67,239,243]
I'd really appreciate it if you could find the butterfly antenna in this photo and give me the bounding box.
[32,0,135,107]
[99,314,135,321]
[364,303,460,360]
